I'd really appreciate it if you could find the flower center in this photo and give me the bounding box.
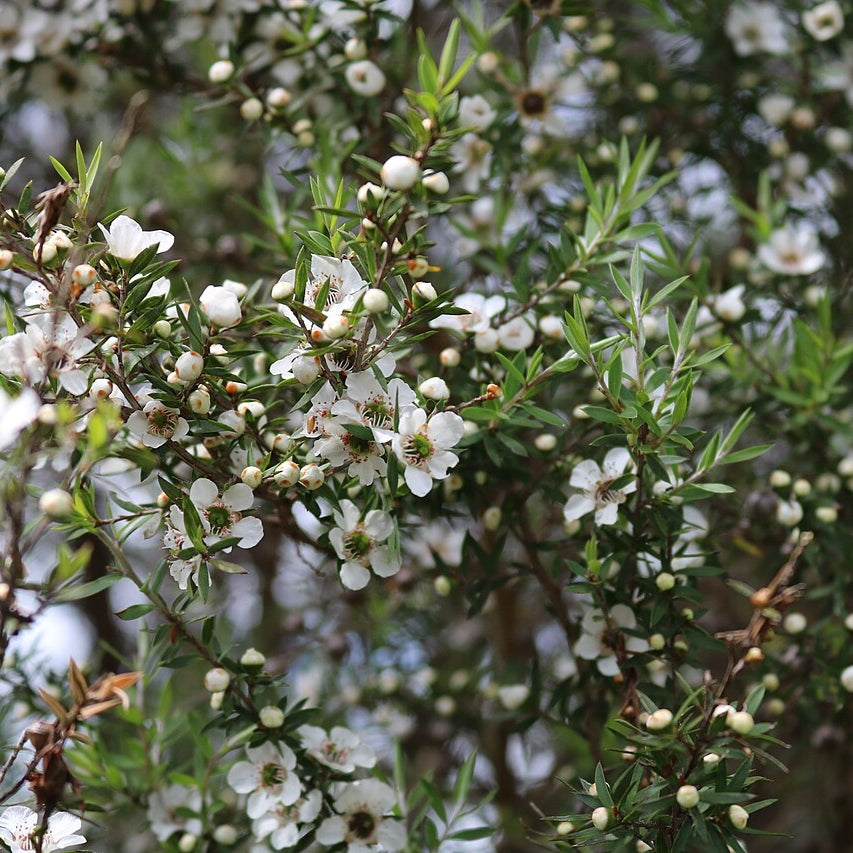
[594,483,626,510]
[344,528,373,560]
[206,504,235,535]
[520,89,548,117]
[403,433,432,465]
[361,397,391,427]
[261,762,285,788]
[148,407,179,437]
[347,810,376,841]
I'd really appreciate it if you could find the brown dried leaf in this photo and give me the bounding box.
[38,689,70,724]
[68,658,89,707]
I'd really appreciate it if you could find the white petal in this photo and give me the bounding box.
[563,493,595,522]
[569,459,602,489]
[597,655,621,677]
[233,517,264,549]
[222,482,254,512]
[602,447,632,478]
[190,477,218,507]
[595,501,620,526]
[340,561,371,590]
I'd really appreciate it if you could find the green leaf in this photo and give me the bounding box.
[594,763,613,807]
[116,603,156,621]
[54,573,121,602]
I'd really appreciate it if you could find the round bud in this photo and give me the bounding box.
[89,377,113,400]
[208,59,235,83]
[273,460,301,487]
[266,87,292,110]
[744,646,764,663]
[39,488,74,519]
[649,633,665,650]
[591,806,609,831]
[240,466,263,489]
[419,376,450,400]
[703,752,721,765]
[363,288,389,313]
[815,505,838,523]
[178,833,197,852]
[272,275,295,301]
[47,231,72,250]
[482,506,502,531]
[750,587,772,608]
[210,690,224,710]
[534,433,558,452]
[676,785,699,809]
[203,667,230,693]
[840,665,853,692]
[33,242,57,264]
[157,492,170,508]
[380,155,422,191]
[440,347,461,368]
[240,97,264,121]
[153,319,172,338]
[344,37,367,60]
[188,387,211,415]
[72,264,97,286]
[212,825,238,846]
[259,705,285,728]
[407,256,430,278]
[412,281,437,304]
[175,350,204,383]
[728,804,749,830]
[0,249,13,270]
[762,672,780,691]
[555,821,574,836]
[727,710,754,735]
[783,612,807,634]
[656,572,676,591]
[792,478,811,497]
[497,684,530,710]
[237,401,265,419]
[435,695,456,716]
[646,708,673,731]
[299,463,325,490]
[322,314,350,340]
[434,575,451,596]
[422,170,450,194]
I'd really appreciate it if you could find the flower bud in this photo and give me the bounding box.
[274,460,301,487]
[783,612,807,634]
[645,708,673,731]
[33,242,57,264]
[178,833,197,852]
[422,170,450,194]
[344,37,367,60]
[39,488,75,519]
[676,785,699,809]
[153,319,172,338]
[728,804,749,829]
[434,575,451,596]
[497,683,529,710]
[649,633,665,650]
[322,314,350,339]
[656,572,676,591]
[591,806,609,831]
[412,281,437,304]
[419,376,450,400]
[727,710,754,735]
[240,647,266,669]
[0,249,13,270]
[407,256,430,278]
[534,433,557,451]
[188,387,211,415]
[769,469,791,488]
[266,87,292,110]
[204,667,230,693]
[89,377,113,400]
[240,97,264,121]
[212,825,238,845]
[210,690,224,710]
[840,664,853,692]
[555,821,574,836]
[357,181,386,205]
[815,505,838,523]
[299,463,325,490]
[703,752,721,765]
[440,347,460,368]
[72,264,97,287]
[240,466,263,489]
[259,705,285,728]
[175,350,204,383]
[380,155,422,191]
[208,59,235,83]
[363,288,389,313]
[744,646,764,663]
[483,506,502,531]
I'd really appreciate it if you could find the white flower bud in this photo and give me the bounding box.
[844,613,853,631]
[237,401,265,419]
[240,97,264,121]
[322,314,350,339]
[259,705,285,728]
[474,328,500,353]
[763,673,780,691]
[218,410,245,439]
[419,376,450,400]
[676,785,699,809]
[240,466,263,489]
[435,695,456,716]
[178,833,197,852]
[175,350,204,383]
[208,59,235,83]
[299,463,325,490]
[153,319,172,338]
[407,256,430,278]
[357,181,386,205]
[649,633,665,650]
[783,612,807,634]
[363,288,389,313]
[212,825,238,845]
[728,804,749,830]
[775,499,803,526]
[656,572,676,591]
[291,355,321,384]
[33,242,57,264]
[204,667,230,693]
[380,155,422,191]
[200,284,242,328]
[483,506,502,531]
[72,264,97,286]
[792,478,811,497]
[0,249,13,270]
[274,460,301,487]
[47,231,72,250]
[769,469,791,488]
[422,170,450,194]
[344,37,367,60]
[646,708,673,731]
[39,488,75,519]
[188,387,211,415]
[727,710,754,735]
[272,274,295,301]
[412,281,437,304]
[434,576,451,596]
[346,59,386,97]
[555,821,574,836]
[266,87,292,110]
[826,126,852,153]
[591,807,609,831]
[210,690,224,710]
[534,434,558,452]
[240,647,265,669]
[840,665,853,692]
[497,683,529,710]
[815,505,838,523]
[703,752,721,765]
[89,377,113,400]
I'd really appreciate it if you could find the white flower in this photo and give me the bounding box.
[315,779,405,853]
[200,284,242,327]
[98,214,174,260]
[380,155,422,191]
[458,94,497,131]
[252,789,323,850]
[497,315,535,351]
[498,684,530,710]
[821,42,853,103]
[227,742,301,819]
[0,387,40,452]
[776,498,803,526]
[147,784,203,842]
[392,407,465,497]
[757,93,795,125]
[0,313,95,394]
[0,807,86,853]
[712,284,746,322]
[298,724,376,774]
[725,2,789,56]
[127,400,189,448]
[573,603,650,676]
[803,1,844,40]
[329,500,400,589]
[345,59,386,96]
[168,478,263,555]
[758,224,826,275]
[563,447,636,527]
[418,376,450,401]
[404,518,466,568]
[449,133,493,192]
[430,292,504,336]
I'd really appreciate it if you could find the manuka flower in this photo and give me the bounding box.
[227,742,302,819]
[98,214,174,261]
[391,407,465,497]
[328,499,400,589]
[757,223,826,275]
[563,447,636,526]
[298,724,376,774]
[127,400,189,448]
[0,806,86,853]
[574,604,650,676]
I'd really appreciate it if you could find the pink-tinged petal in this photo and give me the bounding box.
[190,477,218,507]
[595,501,620,526]
[596,655,621,677]
[340,561,371,590]
[574,634,603,660]
[570,459,602,489]
[564,494,595,522]
[222,482,254,512]
[602,447,632,478]
[404,465,433,497]
[232,517,263,549]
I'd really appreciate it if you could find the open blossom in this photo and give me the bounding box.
[803,1,844,40]
[757,224,825,275]
[98,214,174,260]
[329,499,401,589]
[391,407,465,497]
[298,724,376,774]
[0,387,40,452]
[199,284,242,327]
[0,806,86,853]
[574,604,650,676]
[564,447,637,526]
[252,789,323,850]
[725,2,789,55]
[147,783,203,842]
[227,742,301,819]
[127,400,189,448]
[345,59,386,96]
[315,779,406,853]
